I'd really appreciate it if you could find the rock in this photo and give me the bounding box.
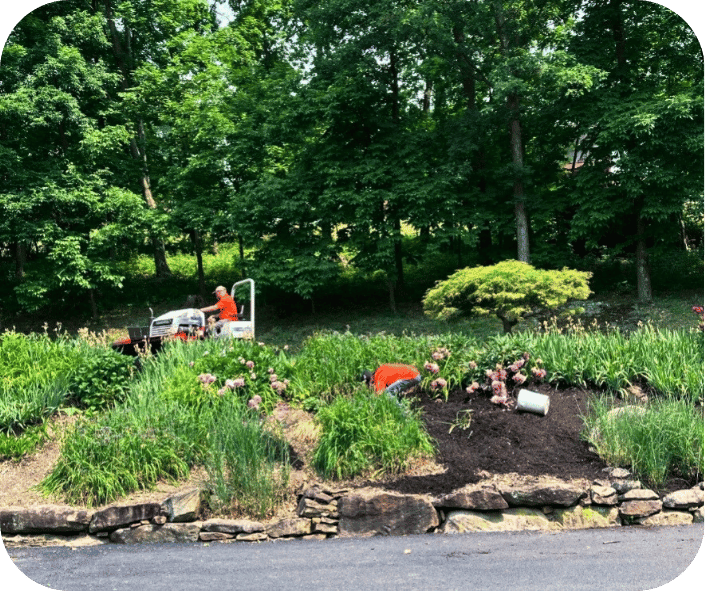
[551,505,621,529]
[297,497,339,518]
[0,505,93,535]
[610,480,642,495]
[152,515,167,525]
[637,510,693,527]
[236,532,268,542]
[500,483,587,507]
[440,508,559,533]
[89,503,162,534]
[692,507,704,523]
[338,490,439,537]
[199,531,235,542]
[109,523,201,544]
[434,486,509,511]
[312,520,338,534]
[590,485,618,506]
[201,518,264,535]
[161,488,204,522]
[618,489,659,502]
[300,486,335,505]
[603,467,631,479]
[618,500,662,523]
[1,533,106,548]
[662,489,704,510]
[267,518,312,538]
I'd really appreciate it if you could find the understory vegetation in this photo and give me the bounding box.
[1,307,702,514]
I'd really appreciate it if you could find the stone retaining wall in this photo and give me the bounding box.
[2,471,703,548]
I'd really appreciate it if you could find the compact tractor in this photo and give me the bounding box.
[111,279,255,356]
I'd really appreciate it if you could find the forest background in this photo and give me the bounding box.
[0,0,702,330]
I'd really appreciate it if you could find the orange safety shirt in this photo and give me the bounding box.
[371,364,420,393]
[216,294,239,321]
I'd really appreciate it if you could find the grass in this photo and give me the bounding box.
[583,395,704,488]
[312,388,435,480]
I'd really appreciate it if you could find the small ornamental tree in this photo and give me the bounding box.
[423,261,592,333]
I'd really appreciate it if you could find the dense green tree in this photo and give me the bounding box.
[563,0,703,301]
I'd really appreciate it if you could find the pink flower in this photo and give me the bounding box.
[465,381,480,394]
[269,373,278,383]
[692,306,703,315]
[431,378,447,390]
[432,351,444,361]
[217,387,227,396]
[233,377,246,388]
[491,380,507,397]
[512,373,527,384]
[250,372,257,380]
[198,373,217,385]
[225,379,236,389]
[468,361,477,370]
[490,394,510,407]
[268,367,275,374]
[248,395,262,408]
[271,380,287,392]
[531,368,547,380]
[424,362,440,374]
[245,360,255,369]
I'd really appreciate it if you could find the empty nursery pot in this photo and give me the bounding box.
[516,389,550,416]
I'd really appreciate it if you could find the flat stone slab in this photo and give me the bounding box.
[2,533,107,548]
[109,523,201,544]
[267,518,312,538]
[662,489,704,510]
[637,510,693,527]
[440,508,560,533]
[201,518,264,534]
[89,503,162,533]
[161,488,204,522]
[434,486,509,511]
[551,505,621,529]
[500,483,587,507]
[1,505,93,534]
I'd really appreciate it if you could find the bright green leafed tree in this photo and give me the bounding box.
[423,260,592,333]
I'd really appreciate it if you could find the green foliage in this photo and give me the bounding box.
[68,346,133,411]
[423,261,592,333]
[583,396,704,488]
[312,389,434,480]
[204,397,290,519]
[0,424,48,460]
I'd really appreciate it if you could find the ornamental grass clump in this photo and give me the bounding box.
[312,389,434,480]
[583,396,704,488]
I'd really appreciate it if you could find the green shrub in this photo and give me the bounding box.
[0,424,48,460]
[68,347,134,411]
[423,260,591,333]
[312,389,434,480]
[583,396,704,487]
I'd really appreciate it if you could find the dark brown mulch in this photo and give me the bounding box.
[378,383,610,496]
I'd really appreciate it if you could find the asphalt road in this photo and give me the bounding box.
[2,523,703,591]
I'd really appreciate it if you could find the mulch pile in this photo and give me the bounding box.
[379,383,610,496]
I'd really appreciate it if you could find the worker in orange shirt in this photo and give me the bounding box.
[361,364,421,396]
[200,285,238,334]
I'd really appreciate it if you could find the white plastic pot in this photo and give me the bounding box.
[516,389,550,416]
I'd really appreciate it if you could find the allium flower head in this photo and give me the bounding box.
[468,361,477,370]
[245,360,255,369]
[248,395,262,408]
[424,362,440,374]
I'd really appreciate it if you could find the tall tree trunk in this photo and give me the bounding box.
[635,215,652,302]
[238,235,246,278]
[494,6,530,263]
[509,95,530,263]
[14,242,26,279]
[386,276,397,314]
[103,0,170,278]
[89,288,98,319]
[192,230,206,298]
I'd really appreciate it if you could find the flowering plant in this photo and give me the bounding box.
[693,306,703,332]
